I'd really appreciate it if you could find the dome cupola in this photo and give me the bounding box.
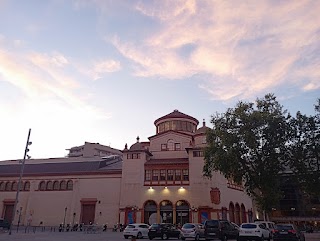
[154,109,199,134]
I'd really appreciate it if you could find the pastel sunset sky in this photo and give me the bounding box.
[0,0,319,160]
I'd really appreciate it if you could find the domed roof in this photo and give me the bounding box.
[130,142,143,151]
[154,109,199,125]
[195,120,210,134]
[128,136,150,151]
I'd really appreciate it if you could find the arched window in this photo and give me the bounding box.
[241,204,247,223]
[12,182,18,191]
[46,181,53,190]
[24,181,30,191]
[0,182,4,191]
[39,181,46,191]
[53,181,59,190]
[167,139,174,151]
[60,180,66,190]
[235,203,241,225]
[5,182,12,191]
[248,209,253,223]
[66,180,73,190]
[229,202,235,223]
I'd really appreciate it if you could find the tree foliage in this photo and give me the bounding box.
[287,98,320,197]
[203,94,290,213]
[204,95,320,213]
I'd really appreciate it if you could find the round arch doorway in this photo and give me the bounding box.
[144,200,157,225]
[160,200,173,224]
[176,200,190,225]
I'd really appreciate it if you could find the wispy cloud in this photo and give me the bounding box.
[90,59,121,80]
[109,0,320,101]
[0,39,111,118]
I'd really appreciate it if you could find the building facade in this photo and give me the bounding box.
[0,155,123,227]
[119,110,253,226]
[66,141,122,157]
[0,110,254,227]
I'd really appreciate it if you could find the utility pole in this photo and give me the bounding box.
[9,128,32,235]
[63,207,68,230]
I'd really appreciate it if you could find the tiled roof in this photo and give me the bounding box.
[0,156,122,177]
[195,126,210,135]
[154,110,199,125]
[144,158,188,165]
[195,120,211,135]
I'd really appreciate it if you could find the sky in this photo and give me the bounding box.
[0,0,319,161]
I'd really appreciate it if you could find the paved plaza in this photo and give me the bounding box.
[0,229,319,241]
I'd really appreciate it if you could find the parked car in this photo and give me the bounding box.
[204,219,239,241]
[238,223,270,241]
[231,222,240,231]
[254,220,276,239]
[273,223,305,241]
[123,223,150,239]
[180,223,205,240]
[148,223,181,240]
[0,219,10,230]
[305,225,314,233]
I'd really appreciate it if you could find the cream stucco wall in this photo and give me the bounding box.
[0,173,122,227]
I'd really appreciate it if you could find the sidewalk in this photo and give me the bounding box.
[0,229,124,241]
[1,229,319,241]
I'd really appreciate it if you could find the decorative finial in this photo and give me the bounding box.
[136,136,140,142]
[203,119,206,127]
[125,143,128,150]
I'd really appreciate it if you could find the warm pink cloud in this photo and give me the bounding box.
[110,0,320,101]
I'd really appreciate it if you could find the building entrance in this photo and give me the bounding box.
[144,200,157,225]
[160,200,173,223]
[3,204,14,223]
[81,204,96,224]
[176,200,189,225]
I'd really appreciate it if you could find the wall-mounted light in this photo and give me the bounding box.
[164,186,168,189]
[178,186,186,193]
[149,187,153,190]
[191,206,198,212]
[132,205,139,211]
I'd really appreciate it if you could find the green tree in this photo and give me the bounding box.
[288,99,320,197]
[203,94,290,215]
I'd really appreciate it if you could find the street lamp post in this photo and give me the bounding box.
[63,207,68,231]
[72,212,76,230]
[9,128,32,235]
[16,207,22,232]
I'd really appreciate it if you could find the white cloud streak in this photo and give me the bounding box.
[90,59,121,80]
[0,40,112,120]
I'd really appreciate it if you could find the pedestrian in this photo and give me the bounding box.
[103,223,108,232]
[59,223,63,232]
